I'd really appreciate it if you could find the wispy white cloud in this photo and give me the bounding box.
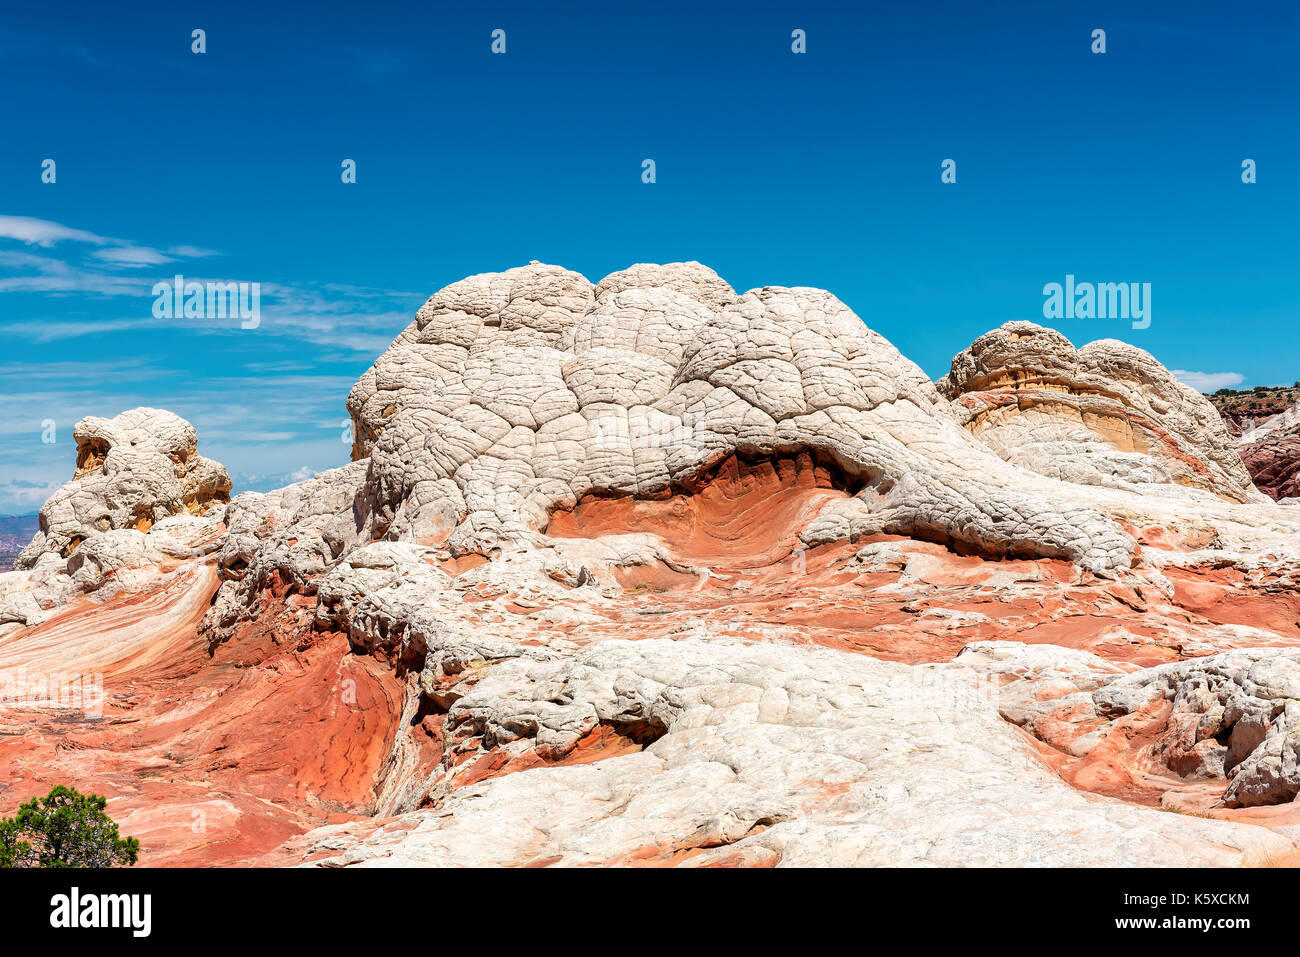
[0,318,159,343]
[1172,370,1245,392]
[0,214,217,280]
[0,254,153,296]
[0,478,61,511]
[230,466,320,492]
[0,215,416,353]
[91,245,176,266]
[0,215,113,247]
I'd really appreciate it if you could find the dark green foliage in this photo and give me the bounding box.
[0,786,139,868]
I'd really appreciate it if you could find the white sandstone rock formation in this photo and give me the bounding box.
[16,407,230,568]
[956,641,1300,810]
[1092,650,1300,807]
[341,263,1134,571]
[205,262,1300,714]
[205,262,1177,650]
[202,461,369,645]
[293,637,1292,867]
[1,409,229,632]
[938,321,1262,503]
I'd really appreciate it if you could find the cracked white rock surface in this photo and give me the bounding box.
[15,407,230,569]
[336,264,1138,578]
[297,638,1290,867]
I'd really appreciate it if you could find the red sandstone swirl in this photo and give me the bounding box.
[546,453,849,570]
[0,561,404,865]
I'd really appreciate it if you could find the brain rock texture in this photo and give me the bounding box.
[339,262,1135,579]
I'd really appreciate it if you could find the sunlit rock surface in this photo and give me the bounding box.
[16,407,229,570]
[1236,401,1300,502]
[6,264,1300,868]
[937,321,1261,503]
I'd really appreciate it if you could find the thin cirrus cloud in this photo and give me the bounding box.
[0,253,155,296]
[0,214,218,256]
[90,245,179,266]
[0,215,113,246]
[90,245,221,266]
[0,213,218,267]
[0,214,216,297]
[0,318,157,343]
[0,213,418,353]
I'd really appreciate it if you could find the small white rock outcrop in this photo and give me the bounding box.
[16,407,230,569]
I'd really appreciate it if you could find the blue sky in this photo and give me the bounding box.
[1,0,1297,514]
